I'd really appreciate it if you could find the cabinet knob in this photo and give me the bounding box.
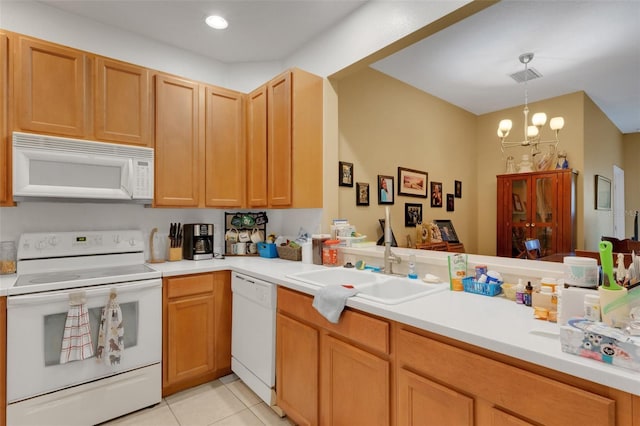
[525,223,530,228]
[530,223,536,228]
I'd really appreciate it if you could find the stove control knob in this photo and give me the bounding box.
[129,238,136,246]
[22,239,31,251]
[113,235,121,244]
[36,240,47,250]
[48,236,58,246]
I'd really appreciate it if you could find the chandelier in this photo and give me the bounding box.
[498,52,565,156]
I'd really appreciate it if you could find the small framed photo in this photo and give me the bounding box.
[595,174,611,210]
[434,219,459,243]
[356,182,369,206]
[397,167,428,198]
[405,203,422,227]
[430,181,442,207]
[339,161,354,187]
[378,175,394,204]
[512,193,524,212]
[454,180,462,198]
[446,194,454,212]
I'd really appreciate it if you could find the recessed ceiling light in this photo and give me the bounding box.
[205,15,228,30]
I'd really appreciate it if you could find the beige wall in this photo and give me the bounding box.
[334,68,630,255]
[583,95,625,249]
[335,68,478,251]
[623,133,640,238]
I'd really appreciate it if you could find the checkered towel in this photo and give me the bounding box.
[60,291,93,364]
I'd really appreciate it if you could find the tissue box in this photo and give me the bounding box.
[560,318,640,372]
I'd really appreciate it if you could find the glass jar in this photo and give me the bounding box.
[0,241,17,274]
[322,239,341,267]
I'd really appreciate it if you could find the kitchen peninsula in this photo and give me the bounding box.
[3,247,637,425]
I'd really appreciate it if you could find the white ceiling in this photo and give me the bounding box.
[38,0,640,133]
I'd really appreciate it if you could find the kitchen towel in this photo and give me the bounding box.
[60,291,94,364]
[312,285,358,324]
[96,290,124,366]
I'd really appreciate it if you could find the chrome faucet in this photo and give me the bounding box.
[383,207,401,275]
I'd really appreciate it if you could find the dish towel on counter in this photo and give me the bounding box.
[96,290,124,366]
[60,291,94,364]
[312,285,359,324]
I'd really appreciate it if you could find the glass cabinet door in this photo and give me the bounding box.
[531,174,558,257]
[509,177,529,257]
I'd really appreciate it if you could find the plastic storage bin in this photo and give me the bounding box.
[257,242,278,258]
[462,276,503,297]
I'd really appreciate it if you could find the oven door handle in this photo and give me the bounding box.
[7,279,161,306]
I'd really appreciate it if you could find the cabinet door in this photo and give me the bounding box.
[95,57,150,147]
[321,334,389,426]
[267,71,292,207]
[276,313,318,426]
[163,275,215,389]
[246,86,268,207]
[0,32,8,205]
[154,74,201,207]
[1,297,6,426]
[16,36,87,137]
[491,408,535,426]
[397,368,473,426]
[204,86,244,207]
[505,175,531,257]
[530,172,559,257]
[212,271,232,374]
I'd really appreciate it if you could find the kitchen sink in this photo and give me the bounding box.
[286,268,448,304]
[356,278,448,305]
[286,268,388,287]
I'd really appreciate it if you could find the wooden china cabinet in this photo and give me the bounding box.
[496,169,577,258]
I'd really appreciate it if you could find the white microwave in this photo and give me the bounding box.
[12,132,154,203]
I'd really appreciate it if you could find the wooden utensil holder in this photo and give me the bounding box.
[168,238,182,261]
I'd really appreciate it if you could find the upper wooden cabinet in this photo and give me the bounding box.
[12,34,152,147]
[496,169,577,258]
[0,32,9,206]
[246,86,268,207]
[94,57,151,147]
[248,68,323,208]
[15,35,88,137]
[204,86,245,208]
[154,74,201,207]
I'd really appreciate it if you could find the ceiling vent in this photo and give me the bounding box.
[510,68,543,83]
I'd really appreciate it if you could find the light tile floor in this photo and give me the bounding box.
[102,374,295,426]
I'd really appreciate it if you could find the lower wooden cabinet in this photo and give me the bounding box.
[276,287,391,426]
[162,271,231,396]
[1,296,6,426]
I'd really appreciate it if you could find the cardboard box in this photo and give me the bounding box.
[560,318,640,372]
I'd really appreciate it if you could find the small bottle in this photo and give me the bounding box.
[0,241,17,275]
[515,279,525,304]
[407,255,417,279]
[584,294,601,322]
[523,281,533,307]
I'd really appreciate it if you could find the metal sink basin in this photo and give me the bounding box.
[355,278,448,305]
[287,268,448,304]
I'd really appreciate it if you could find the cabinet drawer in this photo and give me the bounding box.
[165,274,214,298]
[277,287,389,354]
[397,329,615,426]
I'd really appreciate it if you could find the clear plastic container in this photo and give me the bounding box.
[0,241,17,274]
[322,239,341,267]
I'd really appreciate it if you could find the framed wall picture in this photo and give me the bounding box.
[356,182,369,206]
[397,167,428,198]
[512,193,524,212]
[339,161,354,187]
[430,181,442,207]
[454,180,462,198]
[434,219,459,243]
[404,203,422,227]
[378,175,394,204]
[595,174,611,210]
[446,194,454,212]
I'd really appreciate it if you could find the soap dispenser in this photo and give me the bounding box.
[408,255,418,279]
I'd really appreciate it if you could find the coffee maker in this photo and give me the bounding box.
[182,224,214,260]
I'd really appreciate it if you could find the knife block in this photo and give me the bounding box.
[168,238,183,262]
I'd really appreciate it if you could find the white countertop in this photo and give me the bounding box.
[3,250,639,397]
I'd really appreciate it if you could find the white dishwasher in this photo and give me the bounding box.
[231,272,277,405]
